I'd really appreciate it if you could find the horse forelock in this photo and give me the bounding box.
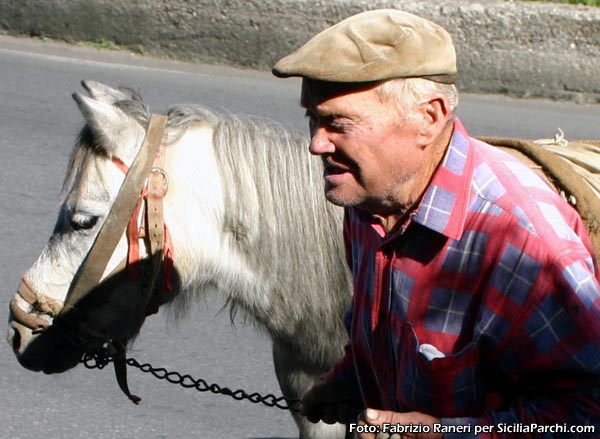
[164,104,219,145]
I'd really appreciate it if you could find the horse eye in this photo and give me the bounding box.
[69,213,99,231]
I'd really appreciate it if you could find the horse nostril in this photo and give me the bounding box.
[13,329,22,352]
[8,324,22,352]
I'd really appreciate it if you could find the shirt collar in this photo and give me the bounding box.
[411,118,472,240]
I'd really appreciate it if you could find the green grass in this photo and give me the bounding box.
[524,0,600,5]
[77,38,124,51]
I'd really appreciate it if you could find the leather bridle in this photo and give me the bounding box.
[62,113,171,314]
[10,114,173,401]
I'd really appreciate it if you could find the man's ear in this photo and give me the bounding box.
[417,95,452,145]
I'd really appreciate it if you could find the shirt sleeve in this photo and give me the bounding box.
[442,249,600,438]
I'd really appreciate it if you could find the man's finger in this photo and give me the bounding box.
[365,408,392,424]
[356,412,378,439]
[361,408,443,439]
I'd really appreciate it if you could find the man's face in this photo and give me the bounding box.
[302,80,428,216]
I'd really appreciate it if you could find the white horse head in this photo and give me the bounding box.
[7,81,352,439]
[8,82,160,371]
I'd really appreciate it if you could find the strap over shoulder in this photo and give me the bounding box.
[477,134,600,257]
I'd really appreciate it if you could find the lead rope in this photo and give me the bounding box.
[81,352,301,411]
[82,353,357,438]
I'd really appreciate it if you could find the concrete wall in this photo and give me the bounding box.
[1,0,599,103]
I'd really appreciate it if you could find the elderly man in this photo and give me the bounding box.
[273,9,600,439]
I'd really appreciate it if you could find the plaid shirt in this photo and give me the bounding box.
[330,119,600,437]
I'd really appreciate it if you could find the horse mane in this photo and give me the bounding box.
[163,104,350,332]
[212,114,349,325]
[160,103,350,336]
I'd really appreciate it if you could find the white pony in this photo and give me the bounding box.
[7,81,353,439]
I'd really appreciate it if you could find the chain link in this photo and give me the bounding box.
[81,353,302,412]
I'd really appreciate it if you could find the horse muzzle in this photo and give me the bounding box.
[7,278,85,373]
[8,318,83,373]
[8,278,56,356]
[8,266,163,374]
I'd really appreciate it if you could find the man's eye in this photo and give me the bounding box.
[69,213,99,231]
[328,121,346,131]
[305,113,345,132]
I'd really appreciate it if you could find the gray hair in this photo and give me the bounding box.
[376,77,459,117]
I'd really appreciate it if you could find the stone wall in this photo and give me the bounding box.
[1,0,599,102]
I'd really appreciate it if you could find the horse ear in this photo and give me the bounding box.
[81,80,130,104]
[72,92,144,161]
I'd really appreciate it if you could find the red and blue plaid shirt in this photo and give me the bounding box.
[330,119,600,437]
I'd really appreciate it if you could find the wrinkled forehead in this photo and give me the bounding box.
[300,78,381,110]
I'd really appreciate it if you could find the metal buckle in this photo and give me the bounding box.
[149,167,169,196]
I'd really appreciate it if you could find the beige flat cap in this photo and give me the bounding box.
[273,9,457,84]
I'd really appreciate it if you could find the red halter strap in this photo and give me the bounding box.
[111,156,174,292]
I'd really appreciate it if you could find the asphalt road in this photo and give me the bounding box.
[1,35,600,439]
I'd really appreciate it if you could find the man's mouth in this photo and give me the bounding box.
[324,165,350,176]
[323,158,353,176]
[323,162,356,187]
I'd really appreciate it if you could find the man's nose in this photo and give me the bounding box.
[308,127,335,155]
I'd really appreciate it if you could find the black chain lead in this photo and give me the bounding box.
[81,353,302,412]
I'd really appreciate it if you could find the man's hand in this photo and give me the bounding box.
[357,408,443,439]
[301,375,364,425]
